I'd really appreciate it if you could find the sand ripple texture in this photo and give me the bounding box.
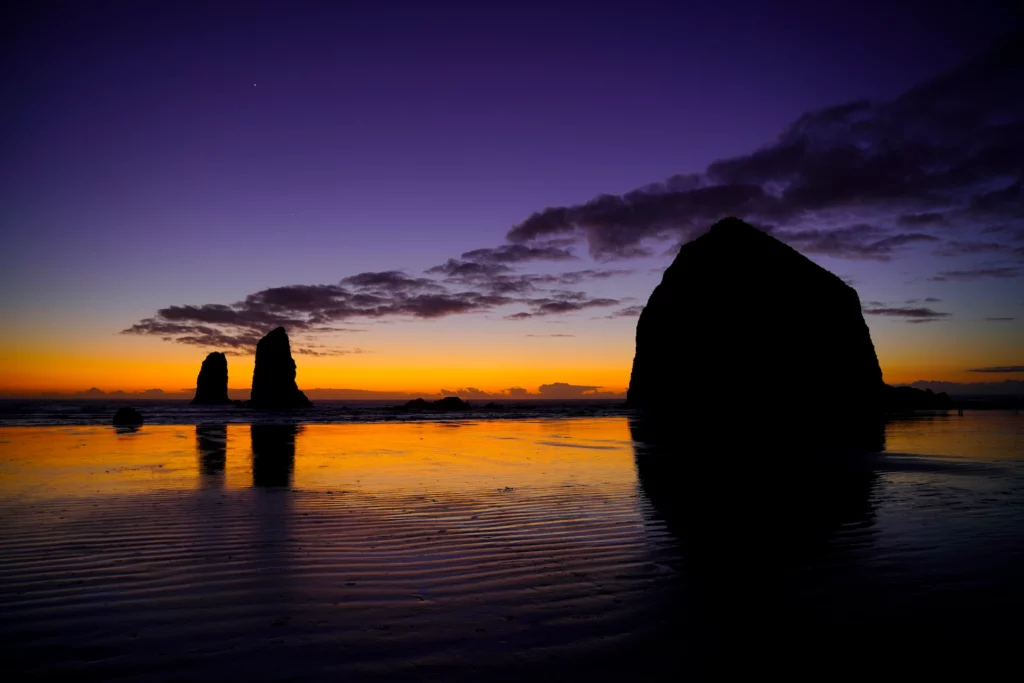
[2,414,1023,679]
[0,419,684,682]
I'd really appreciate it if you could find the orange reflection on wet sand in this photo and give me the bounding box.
[0,418,638,499]
[292,418,636,492]
[884,411,1023,460]
[0,417,677,681]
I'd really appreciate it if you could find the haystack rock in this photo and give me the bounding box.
[191,352,232,405]
[248,327,312,410]
[627,217,884,445]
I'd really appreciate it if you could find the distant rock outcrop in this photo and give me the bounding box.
[248,327,313,410]
[627,217,885,445]
[393,396,472,412]
[191,352,232,405]
[112,407,144,426]
[883,385,955,412]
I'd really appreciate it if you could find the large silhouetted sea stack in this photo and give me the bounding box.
[627,217,885,446]
[248,327,313,410]
[190,352,232,405]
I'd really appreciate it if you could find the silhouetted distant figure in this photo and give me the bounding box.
[112,406,144,426]
[191,352,232,405]
[248,327,312,409]
[196,424,227,482]
[627,217,884,447]
[393,396,472,412]
[251,424,300,487]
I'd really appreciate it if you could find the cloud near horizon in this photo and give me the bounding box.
[49,387,183,399]
[909,379,1024,395]
[439,382,624,399]
[16,381,628,401]
[123,268,625,350]
[862,305,952,323]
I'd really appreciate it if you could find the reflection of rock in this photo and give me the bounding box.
[394,396,472,412]
[627,217,885,447]
[251,424,300,487]
[633,424,879,560]
[249,328,312,410]
[630,419,879,665]
[196,424,227,480]
[112,407,144,426]
[191,352,232,405]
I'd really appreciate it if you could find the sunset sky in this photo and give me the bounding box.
[2,1,1021,398]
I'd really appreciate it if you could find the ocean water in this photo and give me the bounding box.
[0,411,1021,679]
[0,398,630,427]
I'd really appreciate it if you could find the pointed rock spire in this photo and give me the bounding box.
[248,327,312,409]
[191,352,232,405]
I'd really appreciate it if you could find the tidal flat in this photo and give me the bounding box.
[1,414,1022,680]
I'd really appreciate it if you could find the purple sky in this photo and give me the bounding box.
[2,1,1021,392]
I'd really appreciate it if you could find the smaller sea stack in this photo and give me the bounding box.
[191,352,232,405]
[248,327,312,410]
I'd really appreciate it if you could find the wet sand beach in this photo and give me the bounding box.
[1,414,1022,679]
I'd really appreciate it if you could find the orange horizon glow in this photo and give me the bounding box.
[1,357,1021,397]
[1,322,1020,396]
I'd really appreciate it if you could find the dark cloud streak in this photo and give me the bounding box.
[929,267,1020,281]
[502,34,1023,262]
[862,306,952,322]
[126,266,625,350]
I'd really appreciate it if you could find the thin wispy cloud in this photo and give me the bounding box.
[124,270,624,350]
[929,267,1020,282]
[436,383,624,399]
[598,305,645,319]
[933,241,1024,258]
[862,306,952,323]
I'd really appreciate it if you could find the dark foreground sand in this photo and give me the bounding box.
[1,415,1022,679]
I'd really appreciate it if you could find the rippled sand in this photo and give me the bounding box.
[1,419,687,681]
[1,415,1022,679]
